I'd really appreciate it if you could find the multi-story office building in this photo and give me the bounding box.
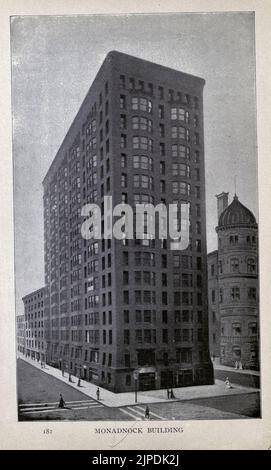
[16,314,26,355]
[208,192,259,370]
[43,50,213,392]
[22,287,46,361]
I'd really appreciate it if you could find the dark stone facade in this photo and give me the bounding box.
[42,51,214,391]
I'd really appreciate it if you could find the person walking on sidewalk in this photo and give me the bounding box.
[225,377,232,390]
[145,405,150,419]
[77,378,81,387]
[96,387,100,400]
[58,394,65,408]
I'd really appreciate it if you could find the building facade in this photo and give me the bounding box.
[207,250,220,359]
[16,314,26,355]
[208,192,259,370]
[43,50,213,392]
[22,287,46,361]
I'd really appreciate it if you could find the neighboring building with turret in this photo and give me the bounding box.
[208,192,259,370]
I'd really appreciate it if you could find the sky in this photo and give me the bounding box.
[11,12,258,313]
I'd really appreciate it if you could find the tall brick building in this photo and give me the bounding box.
[43,51,213,392]
[208,192,259,370]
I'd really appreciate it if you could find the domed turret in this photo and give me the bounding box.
[218,195,257,229]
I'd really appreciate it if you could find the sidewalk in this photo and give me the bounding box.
[18,354,259,408]
[214,363,260,376]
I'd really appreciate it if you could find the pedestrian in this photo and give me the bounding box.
[235,361,238,369]
[225,377,232,390]
[40,361,43,369]
[69,373,72,382]
[58,394,65,408]
[145,405,150,419]
[62,369,65,377]
[96,387,100,400]
[170,389,175,399]
[77,378,81,387]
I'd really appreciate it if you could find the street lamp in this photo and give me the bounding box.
[133,370,138,403]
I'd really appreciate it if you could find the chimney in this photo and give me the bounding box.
[216,192,229,221]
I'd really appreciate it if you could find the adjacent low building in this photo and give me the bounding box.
[22,287,46,362]
[16,314,26,355]
[208,192,259,370]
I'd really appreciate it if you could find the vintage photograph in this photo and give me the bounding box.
[12,12,260,422]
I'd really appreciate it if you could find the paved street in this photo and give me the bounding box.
[17,359,129,421]
[17,359,260,421]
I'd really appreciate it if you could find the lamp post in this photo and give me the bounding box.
[133,370,138,403]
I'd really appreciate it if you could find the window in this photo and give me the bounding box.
[158,105,164,119]
[230,235,239,245]
[230,258,239,272]
[120,95,126,109]
[123,271,129,285]
[121,173,127,188]
[162,329,168,343]
[211,290,215,303]
[123,252,128,265]
[121,154,127,168]
[132,116,153,132]
[124,330,130,345]
[171,144,190,159]
[172,163,190,177]
[247,258,256,273]
[248,287,256,300]
[231,287,240,301]
[135,290,142,304]
[122,310,130,324]
[133,174,153,190]
[133,136,153,152]
[120,75,125,89]
[136,329,142,343]
[172,181,191,195]
[232,322,241,335]
[248,322,257,335]
[171,107,189,122]
[123,291,129,304]
[120,114,126,129]
[133,155,153,171]
[159,124,165,137]
[136,310,142,323]
[162,292,168,305]
[160,161,165,175]
[171,125,188,140]
[131,97,152,113]
[158,86,164,99]
[120,134,127,149]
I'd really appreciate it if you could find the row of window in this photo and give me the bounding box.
[122,290,203,306]
[219,235,257,246]
[123,328,203,345]
[212,286,257,303]
[119,75,199,109]
[221,322,258,336]
[210,258,257,276]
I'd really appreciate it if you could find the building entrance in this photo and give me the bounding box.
[139,373,156,391]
